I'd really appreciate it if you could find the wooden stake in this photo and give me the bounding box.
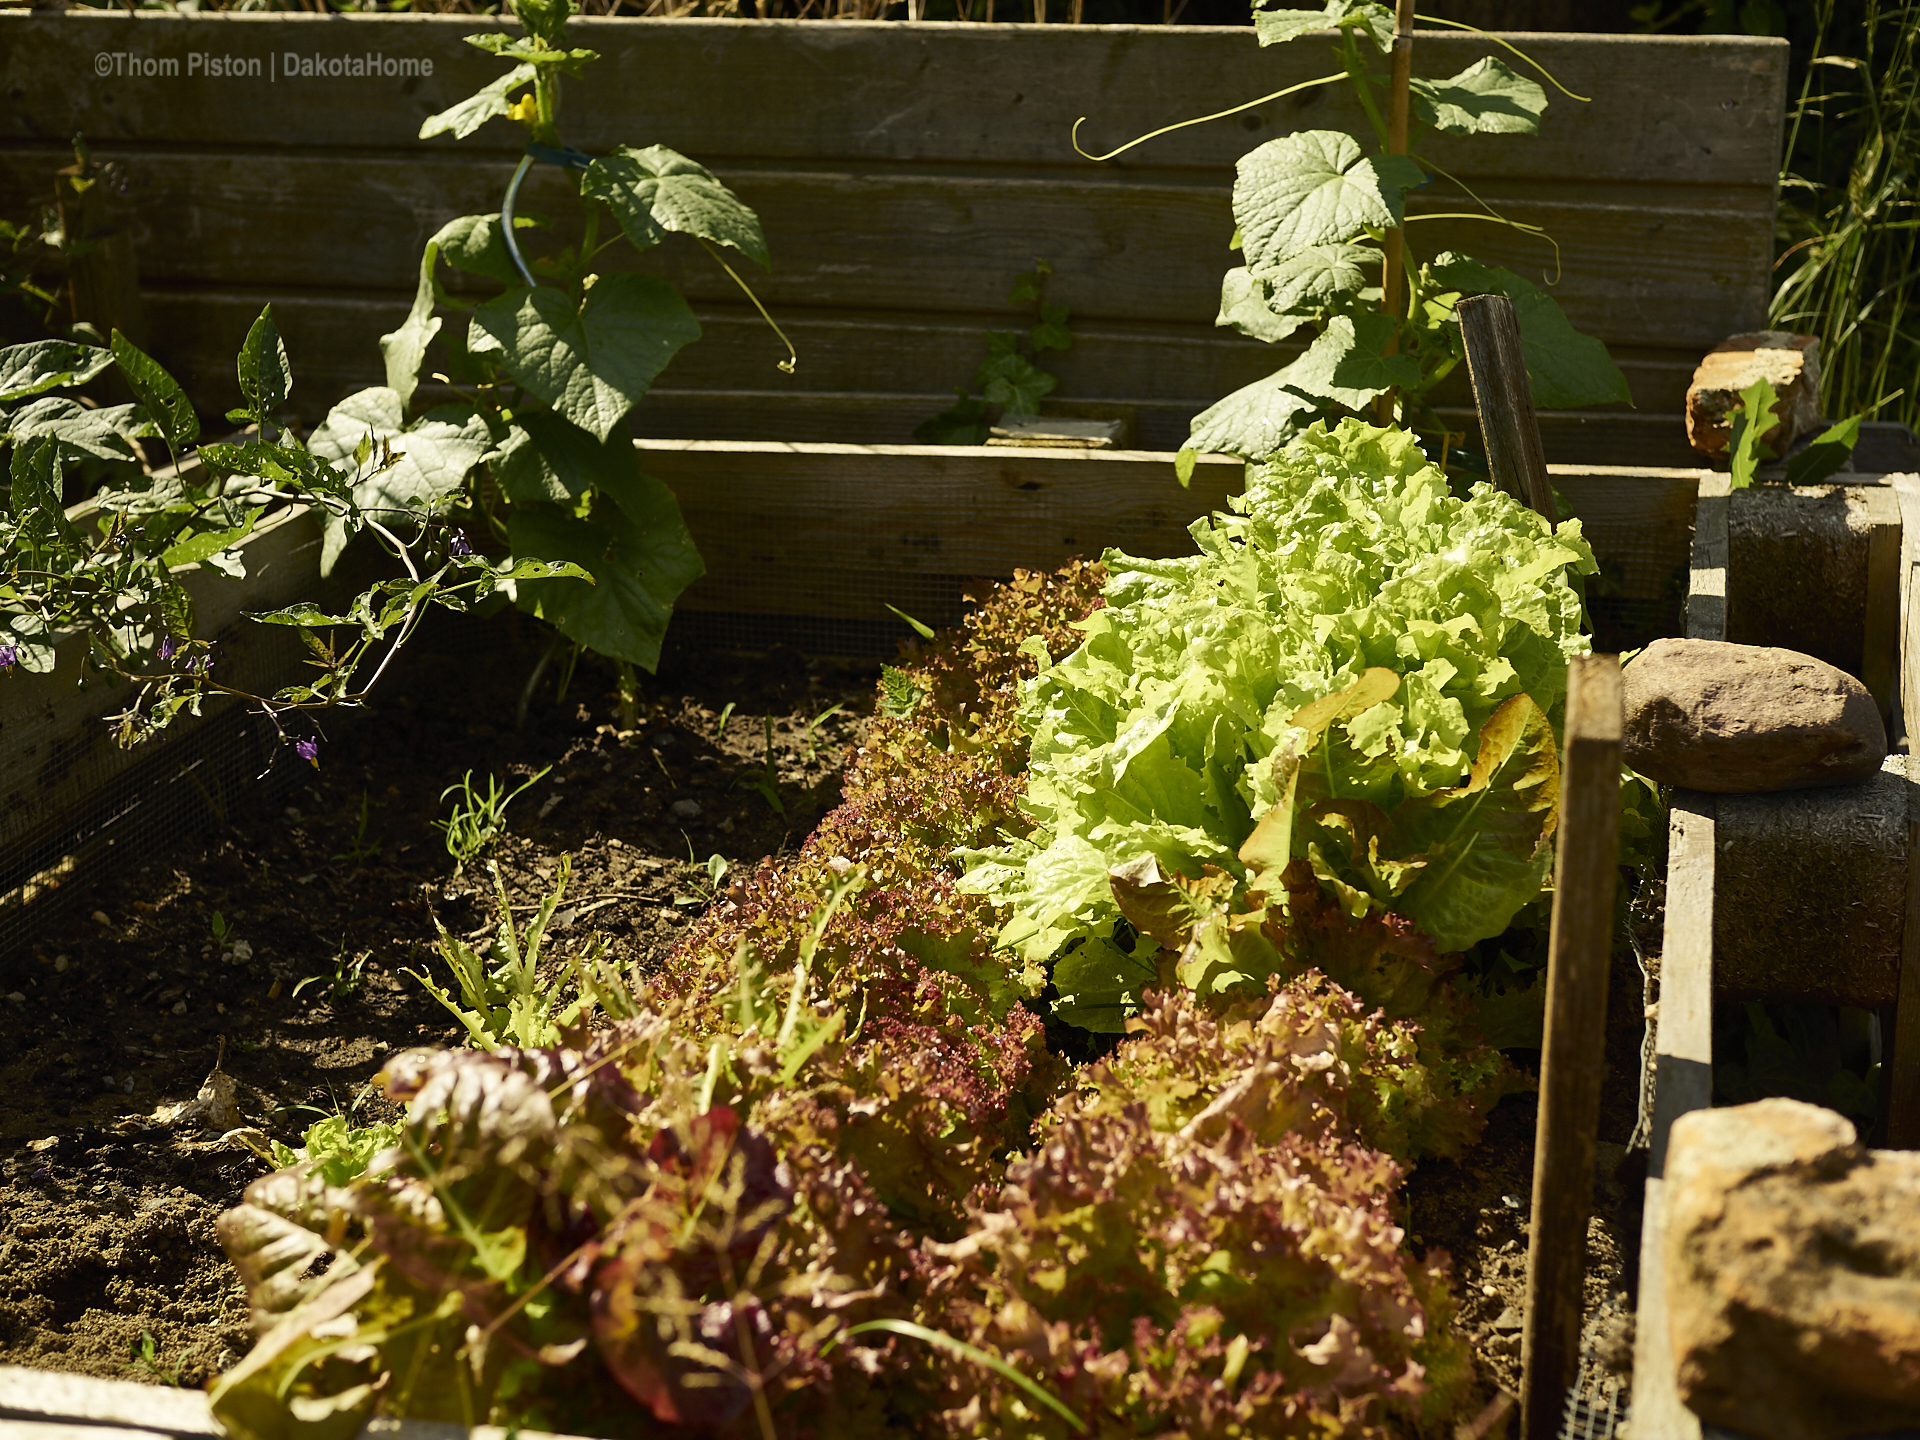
[1373,0,1415,426]
[1458,294,1557,523]
[1519,653,1621,1440]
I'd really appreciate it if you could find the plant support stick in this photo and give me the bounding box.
[1520,653,1621,1440]
[1459,293,1557,522]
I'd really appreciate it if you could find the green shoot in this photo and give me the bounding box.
[435,766,551,867]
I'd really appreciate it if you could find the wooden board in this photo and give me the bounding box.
[0,1365,593,1440]
[1628,475,1725,1440]
[0,504,318,858]
[642,441,1704,627]
[0,15,1786,460]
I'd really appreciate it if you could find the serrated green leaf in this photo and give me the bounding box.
[468,277,700,442]
[506,0,575,45]
[977,349,1056,414]
[1410,58,1547,137]
[465,34,596,68]
[1253,0,1395,51]
[1185,369,1325,460]
[1254,241,1380,311]
[580,145,769,269]
[1234,132,1426,272]
[1727,376,1779,490]
[0,339,113,403]
[419,63,537,140]
[1217,268,1307,343]
[1282,312,1422,409]
[880,664,924,719]
[504,465,704,671]
[236,306,292,429]
[1428,252,1631,410]
[308,389,493,575]
[110,331,198,459]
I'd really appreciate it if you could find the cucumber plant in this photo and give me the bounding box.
[324,0,792,683]
[1077,0,1631,479]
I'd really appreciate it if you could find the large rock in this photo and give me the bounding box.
[1664,1099,1920,1440]
[1687,331,1823,456]
[1622,639,1885,792]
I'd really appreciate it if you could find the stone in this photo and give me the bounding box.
[1664,1099,1920,1440]
[1687,330,1823,456]
[1621,639,1885,792]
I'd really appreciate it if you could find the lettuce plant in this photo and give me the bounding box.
[316,0,792,679]
[960,418,1595,1030]
[211,568,1497,1439]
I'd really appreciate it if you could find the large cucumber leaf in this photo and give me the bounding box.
[1234,132,1425,273]
[581,146,769,269]
[503,460,704,672]
[468,276,700,442]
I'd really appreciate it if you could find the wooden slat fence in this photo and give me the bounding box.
[2,14,1786,462]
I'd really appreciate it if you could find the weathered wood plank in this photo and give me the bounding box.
[651,440,1242,624]
[1629,793,1715,1440]
[640,442,1700,627]
[0,16,1788,188]
[111,288,1698,449]
[1520,654,1621,1440]
[0,150,1774,348]
[0,1364,220,1436]
[0,506,316,853]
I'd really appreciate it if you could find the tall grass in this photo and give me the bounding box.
[1770,0,1920,430]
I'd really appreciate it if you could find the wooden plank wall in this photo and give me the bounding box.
[1,15,1785,464]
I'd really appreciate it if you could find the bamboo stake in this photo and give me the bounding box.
[1519,654,1622,1440]
[1373,0,1415,426]
[1458,293,1558,522]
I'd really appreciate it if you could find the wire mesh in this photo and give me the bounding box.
[0,623,306,963]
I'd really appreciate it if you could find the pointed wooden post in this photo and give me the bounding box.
[1459,293,1557,523]
[1519,654,1622,1439]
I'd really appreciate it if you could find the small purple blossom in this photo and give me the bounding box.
[448,529,473,558]
[0,645,15,671]
[295,738,320,766]
[158,636,177,663]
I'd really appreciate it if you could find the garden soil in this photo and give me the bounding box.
[0,608,1654,1417]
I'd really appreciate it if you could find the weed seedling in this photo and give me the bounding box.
[801,702,844,762]
[126,1331,184,1387]
[435,766,551,867]
[291,940,372,1003]
[208,911,230,947]
[331,789,382,865]
[674,853,731,908]
[713,700,736,739]
[734,715,784,817]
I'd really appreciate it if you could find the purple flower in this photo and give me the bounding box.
[0,645,15,671]
[158,636,177,662]
[448,530,473,558]
[295,738,320,766]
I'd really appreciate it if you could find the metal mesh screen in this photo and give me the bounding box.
[0,623,305,963]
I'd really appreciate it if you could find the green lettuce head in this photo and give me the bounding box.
[959,418,1596,1027]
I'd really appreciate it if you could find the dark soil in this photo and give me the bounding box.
[0,612,875,1387]
[0,607,1659,1419]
